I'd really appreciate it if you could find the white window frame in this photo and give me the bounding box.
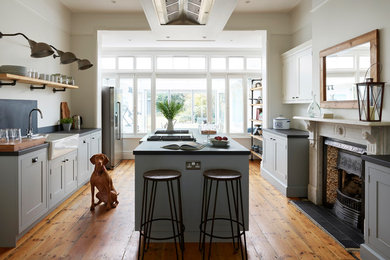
[100,52,261,138]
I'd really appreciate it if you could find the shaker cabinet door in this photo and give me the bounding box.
[78,136,90,186]
[49,157,65,208]
[64,151,78,195]
[20,149,48,231]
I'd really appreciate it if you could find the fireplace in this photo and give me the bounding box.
[323,138,366,231]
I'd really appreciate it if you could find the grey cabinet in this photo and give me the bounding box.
[0,147,48,247]
[361,161,390,260]
[49,151,77,208]
[261,129,309,197]
[20,149,48,232]
[77,130,102,186]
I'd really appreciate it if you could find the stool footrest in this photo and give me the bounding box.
[140,218,185,241]
[199,217,245,240]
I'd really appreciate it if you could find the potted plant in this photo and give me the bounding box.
[60,117,73,131]
[156,99,184,131]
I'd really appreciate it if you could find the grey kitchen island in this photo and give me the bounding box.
[133,137,250,241]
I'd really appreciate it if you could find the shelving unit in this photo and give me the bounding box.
[249,78,263,161]
[0,73,79,93]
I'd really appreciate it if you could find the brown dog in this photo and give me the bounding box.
[90,153,119,211]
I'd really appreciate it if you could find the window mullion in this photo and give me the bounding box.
[133,75,137,134]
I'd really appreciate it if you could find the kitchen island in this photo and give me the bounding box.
[133,136,250,241]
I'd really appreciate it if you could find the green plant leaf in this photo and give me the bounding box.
[156,99,184,119]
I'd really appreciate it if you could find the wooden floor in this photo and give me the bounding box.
[0,160,361,259]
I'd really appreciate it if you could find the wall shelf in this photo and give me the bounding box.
[250,87,263,91]
[0,73,79,91]
[250,103,263,107]
[250,150,263,159]
[250,134,263,141]
[251,119,263,124]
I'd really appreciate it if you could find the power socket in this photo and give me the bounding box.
[186,161,201,170]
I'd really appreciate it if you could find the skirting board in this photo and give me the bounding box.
[261,167,307,197]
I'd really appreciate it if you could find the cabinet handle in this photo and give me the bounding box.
[63,159,69,163]
[32,157,38,163]
[92,137,95,140]
[83,140,86,143]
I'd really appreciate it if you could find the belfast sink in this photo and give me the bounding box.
[35,133,79,160]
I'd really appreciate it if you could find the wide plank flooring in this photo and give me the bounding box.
[0,160,360,259]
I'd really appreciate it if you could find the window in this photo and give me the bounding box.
[101,54,261,135]
[327,56,354,69]
[120,78,134,134]
[156,78,207,129]
[118,57,134,70]
[136,57,152,70]
[229,78,244,133]
[228,57,244,71]
[211,78,226,132]
[210,57,226,70]
[137,78,151,133]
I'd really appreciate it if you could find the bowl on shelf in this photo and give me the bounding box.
[0,65,27,76]
[210,137,229,147]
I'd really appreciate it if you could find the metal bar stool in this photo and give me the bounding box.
[199,169,247,260]
[138,169,185,260]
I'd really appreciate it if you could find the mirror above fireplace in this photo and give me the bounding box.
[320,29,379,109]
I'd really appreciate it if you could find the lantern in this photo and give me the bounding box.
[356,78,385,121]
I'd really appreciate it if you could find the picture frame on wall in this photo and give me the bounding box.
[252,79,262,89]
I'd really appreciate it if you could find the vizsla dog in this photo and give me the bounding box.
[90,153,119,211]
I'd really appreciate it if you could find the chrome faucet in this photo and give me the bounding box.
[27,108,43,138]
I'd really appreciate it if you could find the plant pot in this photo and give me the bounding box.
[62,123,72,132]
[167,119,174,131]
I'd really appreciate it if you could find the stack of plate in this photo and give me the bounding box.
[0,65,28,76]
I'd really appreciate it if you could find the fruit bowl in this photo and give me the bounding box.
[210,136,229,147]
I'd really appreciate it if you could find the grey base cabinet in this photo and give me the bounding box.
[260,129,309,197]
[49,150,78,208]
[78,130,101,186]
[361,161,390,260]
[0,147,48,247]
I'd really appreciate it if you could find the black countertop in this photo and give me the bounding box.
[362,155,390,168]
[134,139,250,155]
[0,128,100,156]
[263,128,309,138]
[54,128,101,137]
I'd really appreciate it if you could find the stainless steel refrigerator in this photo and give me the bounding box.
[102,86,123,169]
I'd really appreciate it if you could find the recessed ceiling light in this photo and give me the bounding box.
[166,36,170,39]
[245,0,251,3]
[202,36,207,39]
[111,0,116,3]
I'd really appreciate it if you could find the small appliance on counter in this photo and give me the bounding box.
[273,116,290,129]
[72,115,82,130]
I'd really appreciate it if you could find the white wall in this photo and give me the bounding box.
[225,13,293,128]
[0,0,72,128]
[70,13,150,128]
[290,0,390,130]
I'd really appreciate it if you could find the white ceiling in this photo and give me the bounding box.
[60,0,301,13]
[100,30,263,49]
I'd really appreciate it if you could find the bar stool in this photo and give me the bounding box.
[138,169,185,260]
[199,169,247,260]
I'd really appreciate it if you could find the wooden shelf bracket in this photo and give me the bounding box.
[53,87,66,93]
[30,84,46,91]
[0,79,17,88]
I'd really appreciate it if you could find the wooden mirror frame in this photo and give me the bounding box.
[320,29,379,109]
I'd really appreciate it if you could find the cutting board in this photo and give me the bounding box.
[0,137,46,152]
[60,102,70,119]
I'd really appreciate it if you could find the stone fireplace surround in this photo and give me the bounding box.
[293,116,390,205]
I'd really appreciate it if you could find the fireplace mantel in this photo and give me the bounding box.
[293,116,390,204]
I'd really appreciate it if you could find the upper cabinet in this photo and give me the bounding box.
[282,40,312,104]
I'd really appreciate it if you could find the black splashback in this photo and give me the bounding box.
[0,99,38,136]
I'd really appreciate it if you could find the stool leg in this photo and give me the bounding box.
[145,181,158,251]
[167,181,179,260]
[170,180,184,259]
[207,180,219,260]
[225,181,237,250]
[138,179,149,260]
[238,179,248,260]
[231,180,240,252]
[176,179,185,252]
[199,177,207,251]
[201,179,213,256]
